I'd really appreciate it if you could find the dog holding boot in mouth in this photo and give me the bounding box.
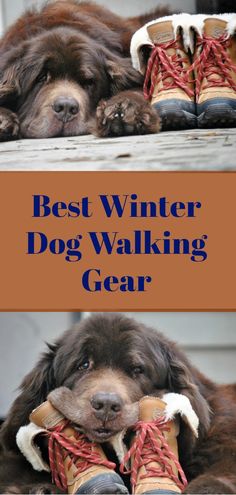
[0,313,236,494]
[16,389,198,495]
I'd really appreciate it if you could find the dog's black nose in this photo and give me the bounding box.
[91,392,122,420]
[53,96,79,122]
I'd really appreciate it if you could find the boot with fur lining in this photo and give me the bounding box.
[119,393,199,495]
[131,13,236,130]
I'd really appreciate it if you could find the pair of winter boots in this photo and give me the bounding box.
[131,15,236,130]
[26,396,190,494]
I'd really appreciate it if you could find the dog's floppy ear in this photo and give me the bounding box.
[102,48,144,94]
[0,344,56,452]
[0,42,45,105]
[0,49,23,105]
[155,340,211,466]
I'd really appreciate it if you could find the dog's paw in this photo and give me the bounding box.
[0,108,19,142]
[0,485,57,494]
[94,92,161,137]
[184,475,235,494]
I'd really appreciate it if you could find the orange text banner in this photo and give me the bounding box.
[0,171,235,311]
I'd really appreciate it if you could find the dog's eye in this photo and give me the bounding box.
[132,366,144,376]
[78,360,91,371]
[37,71,50,84]
[82,78,95,88]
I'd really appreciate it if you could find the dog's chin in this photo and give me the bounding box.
[20,115,89,139]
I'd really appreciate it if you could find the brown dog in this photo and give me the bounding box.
[0,313,236,493]
[0,1,169,141]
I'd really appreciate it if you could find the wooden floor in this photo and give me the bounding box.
[0,128,235,171]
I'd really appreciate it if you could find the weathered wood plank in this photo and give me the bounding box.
[0,128,235,171]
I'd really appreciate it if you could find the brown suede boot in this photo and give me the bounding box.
[120,397,187,495]
[192,18,236,128]
[30,401,128,494]
[142,21,196,131]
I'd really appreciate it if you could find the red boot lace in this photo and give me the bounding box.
[143,37,194,101]
[45,420,116,492]
[190,34,236,101]
[120,417,187,494]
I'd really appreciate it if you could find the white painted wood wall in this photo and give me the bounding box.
[0,0,196,34]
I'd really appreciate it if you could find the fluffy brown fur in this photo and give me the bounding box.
[0,313,236,494]
[0,0,167,141]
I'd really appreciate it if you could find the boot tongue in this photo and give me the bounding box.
[204,18,227,38]
[148,21,174,45]
[139,397,166,422]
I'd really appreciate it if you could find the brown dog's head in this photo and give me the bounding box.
[1,313,210,457]
[0,28,142,138]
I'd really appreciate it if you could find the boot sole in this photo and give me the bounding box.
[75,472,129,494]
[197,98,236,128]
[153,100,197,131]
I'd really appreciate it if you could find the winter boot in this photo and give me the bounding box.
[192,17,236,128]
[30,400,128,494]
[131,20,196,131]
[120,397,187,495]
